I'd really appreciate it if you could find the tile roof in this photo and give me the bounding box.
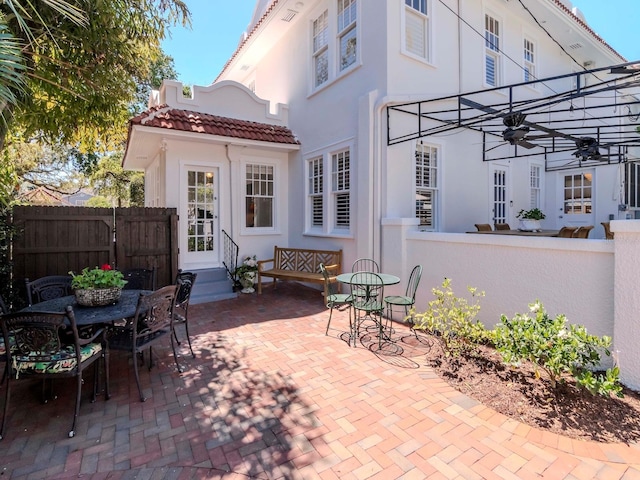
[131,105,299,145]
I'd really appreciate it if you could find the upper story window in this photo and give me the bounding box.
[404,0,429,60]
[524,38,536,82]
[308,157,324,227]
[415,142,439,229]
[245,164,274,228]
[485,14,501,87]
[332,149,351,229]
[313,11,329,87]
[338,0,357,71]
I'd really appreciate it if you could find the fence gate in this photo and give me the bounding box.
[12,206,178,293]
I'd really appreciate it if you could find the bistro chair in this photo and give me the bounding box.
[573,225,594,238]
[25,275,73,306]
[320,264,353,339]
[0,307,109,439]
[557,226,578,238]
[108,285,179,402]
[173,271,197,358]
[121,267,157,291]
[474,224,492,232]
[601,222,614,240]
[351,258,380,273]
[350,271,386,349]
[384,265,423,332]
[494,223,511,231]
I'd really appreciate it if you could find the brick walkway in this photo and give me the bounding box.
[1,283,640,479]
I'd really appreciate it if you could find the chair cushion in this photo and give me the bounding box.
[384,295,414,306]
[327,293,352,304]
[12,343,102,377]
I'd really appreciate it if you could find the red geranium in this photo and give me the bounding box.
[101,264,112,270]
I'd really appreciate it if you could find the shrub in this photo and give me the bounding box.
[493,301,622,397]
[412,278,487,357]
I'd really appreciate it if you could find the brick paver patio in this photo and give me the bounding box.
[1,283,639,479]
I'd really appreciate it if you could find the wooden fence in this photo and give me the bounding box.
[12,206,178,294]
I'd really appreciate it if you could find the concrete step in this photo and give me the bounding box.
[186,267,238,304]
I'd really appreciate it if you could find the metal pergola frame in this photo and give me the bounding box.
[387,61,640,172]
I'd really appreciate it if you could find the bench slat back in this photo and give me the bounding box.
[274,247,341,273]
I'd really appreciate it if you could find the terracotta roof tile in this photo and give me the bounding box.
[131,106,299,145]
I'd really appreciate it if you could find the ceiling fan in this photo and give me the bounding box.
[573,137,601,160]
[502,112,535,148]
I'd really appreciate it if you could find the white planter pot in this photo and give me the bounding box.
[518,219,542,232]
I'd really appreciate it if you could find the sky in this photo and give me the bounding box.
[161,0,640,87]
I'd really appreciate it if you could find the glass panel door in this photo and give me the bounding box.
[558,170,594,227]
[183,168,218,269]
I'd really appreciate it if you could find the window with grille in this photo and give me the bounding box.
[338,0,357,71]
[524,38,535,82]
[625,162,640,208]
[245,164,274,228]
[415,143,438,229]
[530,165,541,208]
[308,157,324,227]
[404,0,429,59]
[332,149,350,229]
[313,11,329,87]
[485,14,500,86]
[563,172,592,214]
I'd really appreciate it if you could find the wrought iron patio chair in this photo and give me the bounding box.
[557,226,578,238]
[601,222,614,240]
[320,264,352,339]
[494,223,511,231]
[121,267,157,291]
[108,285,179,402]
[351,258,380,273]
[350,272,386,349]
[573,225,594,238]
[0,307,109,439]
[384,265,423,337]
[173,271,197,358]
[25,275,73,306]
[474,224,492,231]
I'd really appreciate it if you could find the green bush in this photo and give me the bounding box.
[412,278,487,357]
[493,301,622,397]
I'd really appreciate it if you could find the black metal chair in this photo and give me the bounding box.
[350,272,386,348]
[384,265,423,337]
[25,275,73,306]
[121,267,157,291]
[320,264,352,338]
[108,285,179,402]
[173,271,197,358]
[0,307,109,439]
[351,258,380,273]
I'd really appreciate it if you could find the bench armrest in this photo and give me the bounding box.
[257,258,274,272]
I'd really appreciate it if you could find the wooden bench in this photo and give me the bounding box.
[257,246,342,296]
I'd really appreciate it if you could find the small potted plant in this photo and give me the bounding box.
[70,264,127,306]
[516,208,545,232]
[234,255,258,293]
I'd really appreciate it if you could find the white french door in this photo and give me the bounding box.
[181,167,219,270]
[557,170,594,227]
[490,164,510,225]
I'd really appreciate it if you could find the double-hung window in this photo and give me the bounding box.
[308,157,324,227]
[530,165,541,209]
[245,164,274,228]
[485,14,501,87]
[332,149,351,229]
[338,0,357,71]
[312,11,329,87]
[415,143,439,229]
[404,0,429,60]
[524,38,536,82]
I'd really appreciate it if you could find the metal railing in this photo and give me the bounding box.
[222,229,239,288]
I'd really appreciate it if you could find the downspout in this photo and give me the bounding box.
[225,144,234,239]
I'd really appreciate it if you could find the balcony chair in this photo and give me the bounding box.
[601,222,614,240]
[0,307,109,439]
[108,285,179,402]
[494,223,511,231]
[573,225,594,238]
[384,265,423,337]
[121,267,157,291]
[474,224,492,232]
[320,264,353,339]
[173,271,197,358]
[25,275,73,306]
[350,272,386,349]
[557,226,578,238]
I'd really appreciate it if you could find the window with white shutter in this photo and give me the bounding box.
[308,157,324,227]
[524,38,536,82]
[332,149,350,229]
[415,143,439,229]
[404,0,429,60]
[485,14,501,87]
